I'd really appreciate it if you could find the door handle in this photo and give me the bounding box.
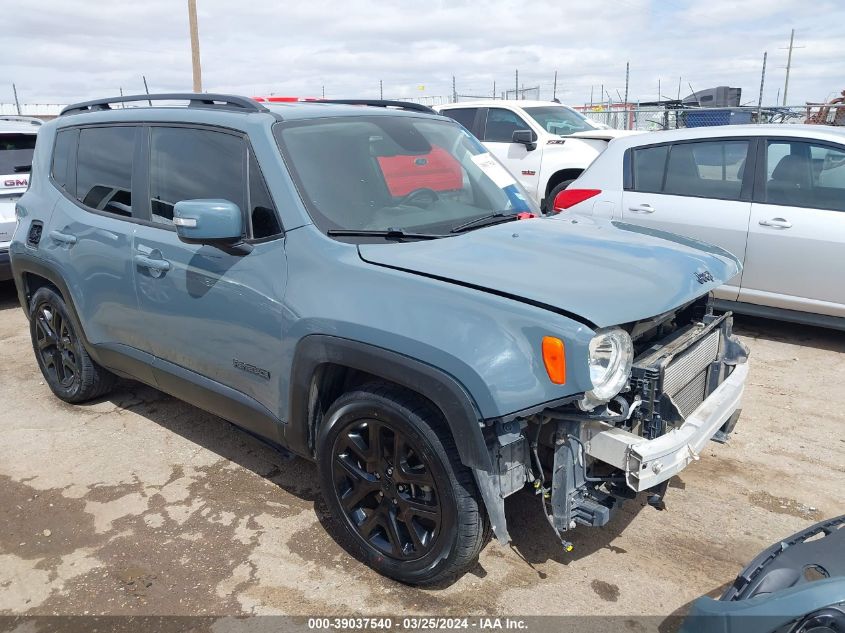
[134,254,171,272]
[628,203,655,214]
[759,217,792,229]
[49,230,77,245]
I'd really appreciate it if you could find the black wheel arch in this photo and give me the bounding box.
[545,168,584,198]
[287,335,494,473]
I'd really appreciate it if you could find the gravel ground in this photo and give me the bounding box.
[1,278,842,623]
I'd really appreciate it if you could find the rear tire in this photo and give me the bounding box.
[29,287,116,403]
[546,179,575,213]
[317,383,488,585]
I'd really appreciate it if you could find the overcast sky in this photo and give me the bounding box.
[3,0,844,107]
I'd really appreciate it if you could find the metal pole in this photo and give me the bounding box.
[492,80,496,99]
[677,76,682,100]
[452,75,456,103]
[515,69,518,100]
[624,62,630,129]
[757,51,767,122]
[12,83,21,115]
[379,79,383,100]
[187,0,202,93]
[590,85,594,108]
[322,85,325,99]
[658,79,661,101]
[553,70,557,100]
[783,29,794,106]
[142,75,152,106]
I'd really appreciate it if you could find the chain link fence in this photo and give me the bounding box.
[576,104,844,131]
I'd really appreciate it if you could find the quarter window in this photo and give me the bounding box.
[765,140,845,211]
[149,127,246,226]
[248,152,282,239]
[483,108,534,143]
[51,129,75,190]
[76,126,135,217]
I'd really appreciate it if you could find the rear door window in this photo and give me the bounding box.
[76,126,135,217]
[663,140,748,200]
[148,127,246,227]
[441,108,478,134]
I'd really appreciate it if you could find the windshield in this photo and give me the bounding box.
[0,133,36,175]
[523,106,599,136]
[273,115,538,236]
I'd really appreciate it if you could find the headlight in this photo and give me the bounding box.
[582,327,633,409]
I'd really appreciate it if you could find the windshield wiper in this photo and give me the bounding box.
[449,212,519,233]
[326,228,447,240]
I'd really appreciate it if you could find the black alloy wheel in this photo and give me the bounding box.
[331,417,442,560]
[29,287,115,403]
[34,300,80,390]
[318,384,488,585]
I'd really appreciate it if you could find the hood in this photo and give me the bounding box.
[357,216,740,328]
[567,129,643,142]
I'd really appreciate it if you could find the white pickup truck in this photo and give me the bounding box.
[435,100,639,212]
[0,116,41,281]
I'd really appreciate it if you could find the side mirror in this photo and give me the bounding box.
[173,199,243,244]
[511,129,537,151]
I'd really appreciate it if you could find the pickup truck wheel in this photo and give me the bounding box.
[318,383,488,585]
[29,287,115,403]
[546,179,575,213]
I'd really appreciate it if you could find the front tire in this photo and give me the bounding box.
[317,383,488,585]
[29,287,115,403]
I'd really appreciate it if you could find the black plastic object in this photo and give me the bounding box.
[722,515,845,601]
[60,94,269,116]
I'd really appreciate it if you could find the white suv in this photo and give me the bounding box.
[435,100,638,211]
[1,115,41,281]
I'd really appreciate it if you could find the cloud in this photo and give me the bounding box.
[1,0,843,106]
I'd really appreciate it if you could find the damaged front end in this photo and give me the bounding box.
[480,296,749,547]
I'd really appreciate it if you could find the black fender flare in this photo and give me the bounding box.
[287,334,493,472]
[287,335,510,542]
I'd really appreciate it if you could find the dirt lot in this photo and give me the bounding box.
[1,278,843,621]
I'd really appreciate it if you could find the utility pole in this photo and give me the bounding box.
[322,85,325,99]
[452,75,457,102]
[780,29,803,106]
[492,80,496,99]
[757,51,767,121]
[677,76,682,100]
[622,62,631,130]
[590,85,594,108]
[553,70,557,100]
[12,83,21,115]
[379,80,383,100]
[187,0,202,93]
[514,69,518,100]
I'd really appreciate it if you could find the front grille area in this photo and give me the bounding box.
[663,329,720,417]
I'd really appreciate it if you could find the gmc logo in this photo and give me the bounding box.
[4,178,28,187]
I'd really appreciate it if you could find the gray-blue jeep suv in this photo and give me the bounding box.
[10,93,749,585]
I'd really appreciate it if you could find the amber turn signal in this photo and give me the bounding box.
[542,336,566,384]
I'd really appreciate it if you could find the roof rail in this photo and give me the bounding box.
[0,115,43,126]
[60,93,269,116]
[318,99,437,114]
